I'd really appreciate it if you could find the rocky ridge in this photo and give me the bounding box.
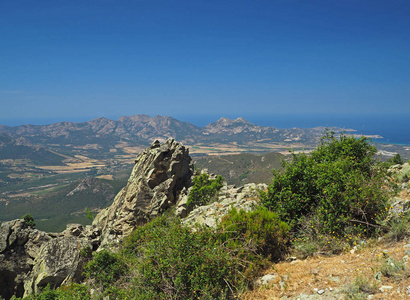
[0,138,270,299]
[0,115,352,151]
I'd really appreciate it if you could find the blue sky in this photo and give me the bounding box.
[0,0,409,126]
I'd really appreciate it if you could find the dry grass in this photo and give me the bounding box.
[242,239,410,299]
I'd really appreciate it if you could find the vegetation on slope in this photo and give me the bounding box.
[0,178,126,232]
[15,132,410,299]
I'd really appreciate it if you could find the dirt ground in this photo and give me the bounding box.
[242,239,410,299]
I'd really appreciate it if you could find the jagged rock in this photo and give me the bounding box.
[181,183,266,228]
[93,138,193,243]
[0,219,101,299]
[0,219,50,299]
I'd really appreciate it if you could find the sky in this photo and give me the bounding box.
[0,0,409,126]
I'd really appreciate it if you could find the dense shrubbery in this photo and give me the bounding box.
[14,283,90,300]
[122,214,270,299]
[74,208,288,299]
[261,131,391,236]
[187,173,224,208]
[83,249,127,290]
[217,206,289,261]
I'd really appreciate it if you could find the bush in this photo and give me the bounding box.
[122,214,265,299]
[378,254,410,280]
[22,213,35,228]
[187,173,224,208]
[83,249,127,289]
[17,283,90,300]
[344,275,378,299]
[388,153,404,165]
[261,131,390,235]
[217,206,289,261]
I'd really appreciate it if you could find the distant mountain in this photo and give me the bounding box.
[0,114,349,151]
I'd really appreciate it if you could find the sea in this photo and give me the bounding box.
[2,113,409,146]
[176,113,410,146]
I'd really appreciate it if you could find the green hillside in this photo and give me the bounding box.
[0,178,126,232]
[193,151,285,186]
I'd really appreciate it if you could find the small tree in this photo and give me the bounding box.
[389,153,404,165]
[187,173,224,208]
[22,213,35,228]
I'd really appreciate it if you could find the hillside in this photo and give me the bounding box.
[194,151,285,186]
[0,177,126,232]
[1,138,410,299]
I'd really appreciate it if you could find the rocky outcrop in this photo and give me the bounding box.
[0,138,269,299]
[0,219,51,299]
[180,183,267,228]
[0,220,100,299]
[23,224,100,297]
[93,138,193,244]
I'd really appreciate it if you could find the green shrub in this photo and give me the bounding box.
[217,206,289,261]
[261,131,390,235]
[383,210,410,242]
[19,283,90,300]
[122,214,264,299]
[388,153,404,165]
[22,213,35,228]
[291,215,347,258]
[187,173,224,208]
[83,249,127,289]
[378,254,410,280]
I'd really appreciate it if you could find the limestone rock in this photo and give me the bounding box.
[93,138,193,241]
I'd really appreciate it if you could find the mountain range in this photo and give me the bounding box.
[0,114,348,156]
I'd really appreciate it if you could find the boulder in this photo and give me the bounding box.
[0,219,50,299]
[23,236,91,296]
[93,138,193,244]
[0,219,101,299]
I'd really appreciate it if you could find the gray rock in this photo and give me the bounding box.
[93,138,193,245]
[0,219,101,299]
[255,274,277,286]
[0,219,50,299]
[181,183,265,228]
[23,236,91,296]
[379,285,394,292]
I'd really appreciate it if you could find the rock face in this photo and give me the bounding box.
[0,220,100,300]
[93,138,193,241]
[0,219,52,299]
